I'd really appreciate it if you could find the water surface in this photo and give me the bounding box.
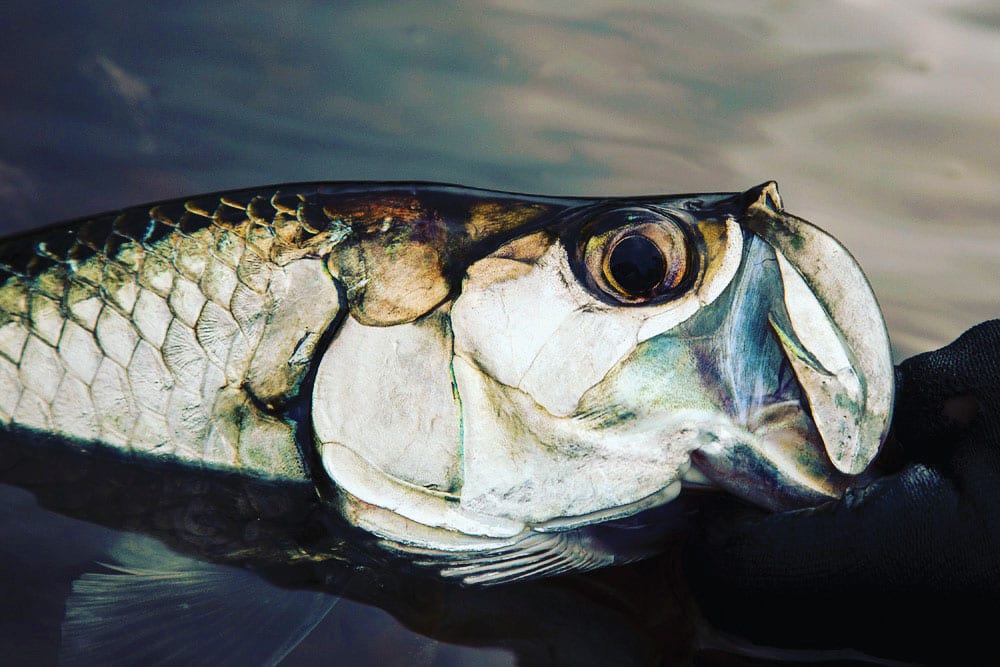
[1,1,998,664]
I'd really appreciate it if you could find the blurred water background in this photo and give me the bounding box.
[1,1,998,665]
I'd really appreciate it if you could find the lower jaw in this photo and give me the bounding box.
[688,446,839,512]
[682,402,859,512]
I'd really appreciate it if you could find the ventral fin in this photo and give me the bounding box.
[60,535,340,667]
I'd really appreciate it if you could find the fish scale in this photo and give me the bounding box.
[0,187,348,480]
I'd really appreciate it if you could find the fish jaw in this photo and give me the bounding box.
[686,401,854,512]
[656,202,892,510]
[740,182,894,475]
[564,326,852,515]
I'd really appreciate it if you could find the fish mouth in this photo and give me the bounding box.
[683,398,857,512]
[740,182,893,477]
[672,181,895,512]
[677,309,872,512]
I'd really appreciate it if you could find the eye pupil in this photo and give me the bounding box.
[607,235,666,295]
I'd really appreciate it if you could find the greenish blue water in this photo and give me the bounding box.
[1,1,998,664]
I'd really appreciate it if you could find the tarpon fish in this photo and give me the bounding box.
[0,181,893,585]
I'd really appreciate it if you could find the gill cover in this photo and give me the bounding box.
[743,182,894,474]
[312,189,744,545]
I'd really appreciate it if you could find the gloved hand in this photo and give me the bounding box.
[684,320,1000,663]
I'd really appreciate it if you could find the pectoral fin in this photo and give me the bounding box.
[60,535,339,667]
[743,182,893,475]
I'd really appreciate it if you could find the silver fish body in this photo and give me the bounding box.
[0,181,893,584]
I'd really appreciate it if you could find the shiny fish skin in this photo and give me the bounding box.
[0,187,348,479]
[0,181,894,585]
[0,183,572,481]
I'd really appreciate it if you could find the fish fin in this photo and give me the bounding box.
[60,534,339,667]
[405,531,615,586]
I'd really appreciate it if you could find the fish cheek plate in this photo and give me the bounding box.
[311,202,749,573]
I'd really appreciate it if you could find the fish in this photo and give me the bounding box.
[0,180,893,588]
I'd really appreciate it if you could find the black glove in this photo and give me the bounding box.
[684,320,1000,664]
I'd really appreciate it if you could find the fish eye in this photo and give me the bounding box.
[578,207,695,304]
[605,234,667,294]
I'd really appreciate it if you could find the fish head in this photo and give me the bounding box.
[312,182,893,582]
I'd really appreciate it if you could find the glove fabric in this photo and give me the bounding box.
[684,320,1000,663]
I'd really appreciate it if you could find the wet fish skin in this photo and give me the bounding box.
[0,188,336,477]
[0,183,573,481]
[0,181,894,585]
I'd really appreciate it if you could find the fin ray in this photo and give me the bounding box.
[60,535,339,667]
[414,530,615,585]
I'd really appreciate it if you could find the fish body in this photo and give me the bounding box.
[0,181,893,584]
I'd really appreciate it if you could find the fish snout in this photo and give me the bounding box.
[741,181,894,477]
[683,182,894,511]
